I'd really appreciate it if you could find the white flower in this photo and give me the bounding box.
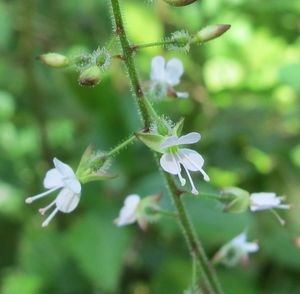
[150,56,188,98]
[25,158,81,227]
[159,132,209,195]
[213,232,259,267]
[115,194,141,226]
[250,192,290,212]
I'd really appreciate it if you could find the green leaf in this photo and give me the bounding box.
[65,214,131,292]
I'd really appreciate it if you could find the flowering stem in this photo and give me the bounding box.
[109,1,223,293]
[107,135,137,158]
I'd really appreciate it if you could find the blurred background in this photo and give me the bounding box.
[0,0,300,293]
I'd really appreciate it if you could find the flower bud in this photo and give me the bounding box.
[39,53,70,68]
[163,0,198,6]
[79,65,101,86]
[220,187,250,213]
[191,24,231,43]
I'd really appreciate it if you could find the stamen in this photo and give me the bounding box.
[182,165,198,195]
[270,209,285,226]
[39,200,56,215]
[171,152,186,186]
[25,187,61,204]
[42,207,59,227]
[200,169,210,182]
[278,204,291,210]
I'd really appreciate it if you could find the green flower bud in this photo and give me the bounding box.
[220,187,250,213]
[79,65,101,86]
[163,0,198,6]
[191,24,231,43]
[39,53,70,68]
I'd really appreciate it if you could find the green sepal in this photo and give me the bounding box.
[136,132,165,153]
[172,117,185,137]
[79,171,116,184]
[220,187,250,213]
[76,145,93,178]
[76,145,114,184]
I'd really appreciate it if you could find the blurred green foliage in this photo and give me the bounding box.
[0,0,299,293]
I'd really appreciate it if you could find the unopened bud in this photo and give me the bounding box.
[191,24,231,43]
[39,53,70,68]
[79,65,101,86]
[220,187,250,213]
[163,0,198,6]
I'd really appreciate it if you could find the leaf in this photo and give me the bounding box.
[65,214,131,292]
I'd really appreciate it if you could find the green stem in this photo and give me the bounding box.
[107,135,136,157]
[133,40,177,50]
[198,192,221,200]
[110,0,151,128]
[153,208,178,218]
[110,1,223,293]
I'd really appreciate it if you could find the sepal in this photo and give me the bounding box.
[220,187,250,213]
[136,132,165,153]
[172,117,185,137]
[76,145,115,184]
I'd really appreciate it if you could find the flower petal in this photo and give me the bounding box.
[160,153,181,175]
[55,188,80,213]
[53,158,76,179]
[160,136,180,150]
[177,148,204,171]
[116,194,140,226]
[64,177,81,194]
[177,132,201,145]
[165,58,184,86]
[244,243,259,253]
[250,192,281,211]
[150,56,166,82]
[43,168,64,189]
[176,91,189,99]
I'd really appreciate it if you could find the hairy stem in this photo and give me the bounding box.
[107,135,136,157]
[109,1,223,293]
[110,0,151,128]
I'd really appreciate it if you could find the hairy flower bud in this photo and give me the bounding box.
[163,0,198,6]
[191,24,231,43]
[220,187,250,213]
[39,53,70,68]
[79,65,101,86]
